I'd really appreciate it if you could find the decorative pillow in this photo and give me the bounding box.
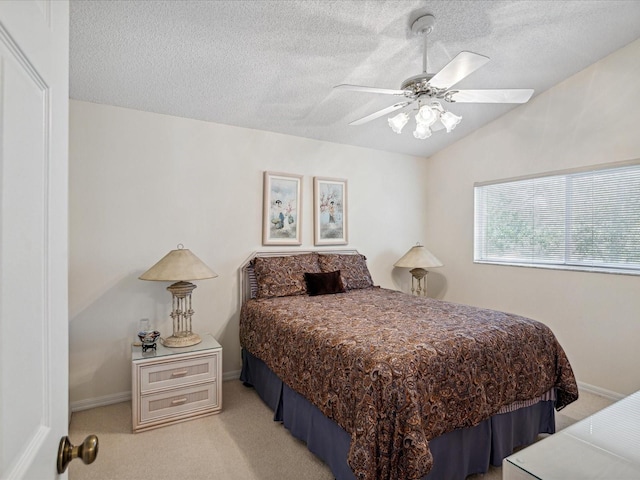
[318,253,374,290]
[304,270,345,296]
[253,253,321,298]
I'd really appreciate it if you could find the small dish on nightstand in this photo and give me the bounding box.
[137,330,160,352]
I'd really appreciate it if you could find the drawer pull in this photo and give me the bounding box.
[171,370,189,377]
[171,397,188,405]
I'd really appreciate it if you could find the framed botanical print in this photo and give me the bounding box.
[314,177,348,245]
[262,171,303,245]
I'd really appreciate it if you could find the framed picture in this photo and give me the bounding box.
[314,177,348,245]
[262,172,303,245]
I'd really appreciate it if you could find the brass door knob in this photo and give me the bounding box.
[57,434,99,473]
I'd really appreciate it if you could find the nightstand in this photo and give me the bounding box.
[131,333,222,433]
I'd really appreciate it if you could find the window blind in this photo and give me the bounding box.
[474,162,640,274]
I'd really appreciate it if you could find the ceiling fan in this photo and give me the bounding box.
[334,14,534,139]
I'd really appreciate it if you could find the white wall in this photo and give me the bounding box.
[68,101,428,407]
[425,39,640,397]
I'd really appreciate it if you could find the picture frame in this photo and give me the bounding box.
[314,177,348,245]
[262,171,303,246]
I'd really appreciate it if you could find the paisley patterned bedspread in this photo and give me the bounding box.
[240,287,578,480]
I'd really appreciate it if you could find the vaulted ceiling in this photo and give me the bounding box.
[70,1,640,158]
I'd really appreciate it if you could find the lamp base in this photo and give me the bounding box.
[161,331,202,348]
[409,267,429,296]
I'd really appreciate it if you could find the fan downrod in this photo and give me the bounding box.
[401,14,438,97]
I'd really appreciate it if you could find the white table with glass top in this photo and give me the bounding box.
[131,333,222,432]
[503,390,640,479]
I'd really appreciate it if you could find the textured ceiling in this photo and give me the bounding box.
[69,0,640,158]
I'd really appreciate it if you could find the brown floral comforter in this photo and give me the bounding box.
[240,287,578,480]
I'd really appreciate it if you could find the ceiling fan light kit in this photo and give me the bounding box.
[334,14,533,140]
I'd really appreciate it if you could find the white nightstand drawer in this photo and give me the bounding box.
[140,354,217,393]
[140,382,218,423]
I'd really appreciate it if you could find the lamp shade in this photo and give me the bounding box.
[440,111,462,133]
[388,112,409,134]
[139,246,218,282]
[394,244,443,269]
[413,122,432,140]
[415,105,438,127]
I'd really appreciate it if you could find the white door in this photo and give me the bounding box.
[0,1,71,478]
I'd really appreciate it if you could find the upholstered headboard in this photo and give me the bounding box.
[238,249,360,304]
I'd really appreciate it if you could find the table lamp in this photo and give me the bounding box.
[139,244,217,347]
[394,243,443,296]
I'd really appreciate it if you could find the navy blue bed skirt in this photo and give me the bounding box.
[240,349,555,480]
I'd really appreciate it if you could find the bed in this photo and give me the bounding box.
[239,250,578,480]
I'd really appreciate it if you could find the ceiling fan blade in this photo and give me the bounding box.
[446,89,534,103]
[348,102,411,126]
[428,51,490,89]
[334,84,407,96]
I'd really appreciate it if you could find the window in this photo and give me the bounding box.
[474,161,640,275]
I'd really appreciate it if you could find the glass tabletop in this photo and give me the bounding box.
[131,333,221,361]
[505,390,640,479]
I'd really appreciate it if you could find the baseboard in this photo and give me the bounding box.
[70,376,619,413]
[223,369,241,381]
[577,381,625,401]
[70,391,132,413]
[70,371,243,413]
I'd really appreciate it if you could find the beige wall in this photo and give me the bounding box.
[69,38,640,406]
[425,39,640,397]
[68,100,428,407]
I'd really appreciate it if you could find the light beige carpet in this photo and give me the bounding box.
[69,380,613,480]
